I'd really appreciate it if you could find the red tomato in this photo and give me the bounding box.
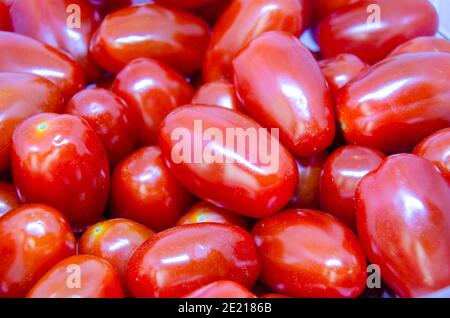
[184,281,256,298]
[191,0,232,25]
[11,113,110,228]
[318,53,368,98]
[252,209,367,298]
[111,146,194,231]
[0,181,20,217]
[78,218,154,289]
[203,0,306,82]
[65,88,138,167]
[388,36,450,58]
[0,72,64,173]
[233,31,335,157]
[337,53,450,153]
[27,255,124,298]
[261,293,290,298]
[357,154,450,297]
[288,152,328,210]
[316,0,438,64]
[8,0,102,82]
[192,80,245,112]
[127,223,260,298]
[0,1,10,31]
[0,204,76,298]
[159,105,298,218]
[90,4,210,75]
[113,58,194,146]
[320,145,385,230]
[0,31,85,100]
[414,128,450,180]
[155,0,224,9]
[177,201,248,229]
[313,0,361,22]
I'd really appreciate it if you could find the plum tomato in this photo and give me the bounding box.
[388,36,450,58]
[192,80,245,112]
[312,0,362,22]
[0,181,21,217]
[184,281,256,298]
[0,204,76,298]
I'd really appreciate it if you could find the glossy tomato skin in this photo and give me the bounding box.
[316,0,439,64]
[12,113,110,228]
[177,201,248,229]
[156,0,224,9]
[111,146,194,231]
[318,53,368,98]
[127,223,260,298]
[288,152,328,210]
[0,72,64,173]
[337,53,450,153]
[65,88,138,167]
[0,204,76,298]
[0,1,10,31]
[356,154,450,297]
[0,181,20,217]
[90,4,210,75]
[192,80,245,112]
[413,128,450,180]
[184,281,256,298]
[203,0,306,82]
[313,0,361,22]
[9,0,102,82]
[320,146,385,230]
[78,218,154,288]
[0,31,85,100]
[113,58,194,146]
[27,255,124,298]
[159,105,298,218]
[233,31,335,157]
[388,36,450,58]
[252,209,367,298]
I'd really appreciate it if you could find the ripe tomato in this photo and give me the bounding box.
[0,181,21,217]
[337,53,450,153]
[192,80,245,112]
[0,72,64,173]
[27,255,124,298]
[65,88,138,167]
[356,154,450,297]
[203,0,306,82]
[316,0,438,64]
[113,58,194,146]
[261,293,290,298]
[413,128,450,181]
[127,223,260,298]
[12,113,110,228]
[320,145,385,230]
[0,31,85,100]
[388,36,450,58]
[184,281,256,298]
[90,4,210,75]
[78,218,154,289]
[155,0,224,9]
[313,0,362,22]
[0,1,10,31]
[111,146,194,231]
[159,105,298,218]
[8,0,102,82]
[252,209,367,298]
[177,201,248,229]
[233,31,335,157]
[0,204,76,298]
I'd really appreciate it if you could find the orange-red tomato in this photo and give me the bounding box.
[192,80,245,112]
[184,281,256,298]
[0,182,20,217]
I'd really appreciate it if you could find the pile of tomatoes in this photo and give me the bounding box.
[0,0,449,299]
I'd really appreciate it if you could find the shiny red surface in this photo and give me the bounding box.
[388,36,450,57]
[192,80,245,112]
[0,1,10,31]
[11,113,110,228]
[0,182,20,218]
[111,146,194,231]
[0,204,76,298]
[356,154,450,297]
[159,105,298,218]
[0,72,64,173]
[27,255,124,298]
[320,145,385,230]
[127,223,260,298]
[113,58,194,146]
[65,88,138,167]
[316,0,438,64]
[313,0,362,22]
[0,31,85,100]
[233,31,335,157]
[337,53,450,153]
[184,281,256,298]
[252,209,367,298]
[90,4,210,75]
[203,0,306,82]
